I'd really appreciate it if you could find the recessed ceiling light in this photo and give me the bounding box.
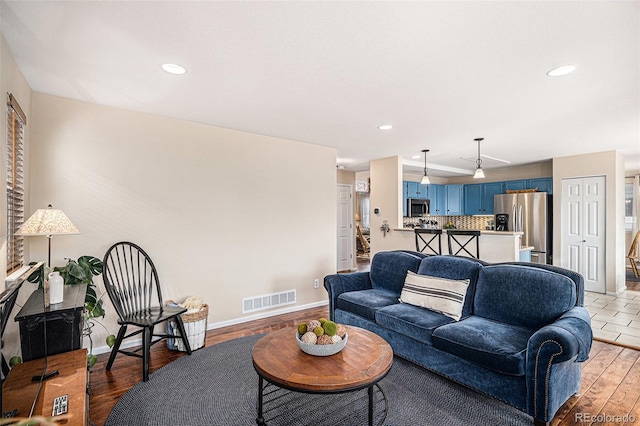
[546,65,576,77]
[377,124,393,130]
[162,63,187,75]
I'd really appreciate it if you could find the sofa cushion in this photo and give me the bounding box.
[473,265,577,329]
[399,271,469,321]
[431,316,533,376]
[376,303,454,345]
[416,255,483,318]
[493,262,585,306]
[370,251,425,296]
[336,289,400,321]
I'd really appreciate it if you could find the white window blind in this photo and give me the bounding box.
[6,93,26,273]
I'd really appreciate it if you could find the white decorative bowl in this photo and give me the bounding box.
[296,332,348,356]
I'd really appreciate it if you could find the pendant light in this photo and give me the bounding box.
[473,138,485,179]
[420,149,431,185]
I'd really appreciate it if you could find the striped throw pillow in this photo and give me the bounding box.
[400,271,470,321]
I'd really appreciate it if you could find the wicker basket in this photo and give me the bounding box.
[166,302,208,351]
[505,187,539,194]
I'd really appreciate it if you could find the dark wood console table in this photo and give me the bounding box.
[15,284,87,361]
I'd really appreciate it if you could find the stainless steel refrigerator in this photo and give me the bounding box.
[494,192,552,264]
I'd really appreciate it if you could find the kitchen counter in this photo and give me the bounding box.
[395,228,524,236]
[395,228,525,263]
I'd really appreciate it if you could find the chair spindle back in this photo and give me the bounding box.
[103,242,163,319]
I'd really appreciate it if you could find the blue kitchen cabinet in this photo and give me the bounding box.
[463,184,482,215]
[504,178,552,194]
[445,184,464,215]
[428,184,446,215]
[464,182,503,215]
[482,182,504,215]
[528,177,553,194]
[402,181,410,216]
[505,180,527,191]
[405,181,418,199]
[419,183,428,198]
[405,181,427,199]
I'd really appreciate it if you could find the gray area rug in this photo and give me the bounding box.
[106,334,533,426]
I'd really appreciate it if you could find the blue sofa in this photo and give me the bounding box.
[324,251,592,425]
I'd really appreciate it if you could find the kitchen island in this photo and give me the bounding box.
[395,228,531,263]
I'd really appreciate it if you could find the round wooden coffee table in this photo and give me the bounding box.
[252,325,393,426]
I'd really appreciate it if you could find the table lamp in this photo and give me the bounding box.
[15,205,80,306]
[16,204,80,266]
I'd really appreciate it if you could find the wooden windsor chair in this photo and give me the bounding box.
[102,241,192,382]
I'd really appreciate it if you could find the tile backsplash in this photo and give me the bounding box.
[403,215,494,230]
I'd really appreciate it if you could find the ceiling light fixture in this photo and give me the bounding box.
[473,138,485,179]
[377,124,393,130]
[546,65,576,77]
[161,63,187,75]
[420,149,431,185]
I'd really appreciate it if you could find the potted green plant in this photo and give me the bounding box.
[28,256,115,368]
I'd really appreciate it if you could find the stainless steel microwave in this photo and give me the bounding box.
[407,198,430,217]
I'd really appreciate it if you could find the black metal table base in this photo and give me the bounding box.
[256,377,388,426]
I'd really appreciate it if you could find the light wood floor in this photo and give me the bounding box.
[88,305,640,426]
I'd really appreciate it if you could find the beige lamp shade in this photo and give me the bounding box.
[16,205,80,236]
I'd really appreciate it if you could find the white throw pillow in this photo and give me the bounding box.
[400,271,470,321]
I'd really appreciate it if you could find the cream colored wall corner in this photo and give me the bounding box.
[29,93,337,352]
[552,150,626,294]
[369,156,415,255]
[1,34,34,359]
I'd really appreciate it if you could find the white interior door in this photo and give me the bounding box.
[561,176,606,293]
[337,184,354,272]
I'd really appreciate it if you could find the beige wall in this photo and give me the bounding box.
[369,156,409,255]
[553,150,626,294]
[1,35,34,359]
[28,93,337,353]
[336,169,355,186]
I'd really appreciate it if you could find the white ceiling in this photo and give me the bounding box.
[1,1,638,176]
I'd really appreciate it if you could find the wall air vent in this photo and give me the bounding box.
[242,289,296,314]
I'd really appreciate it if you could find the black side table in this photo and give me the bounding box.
[15,284,87,361]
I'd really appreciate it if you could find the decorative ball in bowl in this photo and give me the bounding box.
[296,319,348,356]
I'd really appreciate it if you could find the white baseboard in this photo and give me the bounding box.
[89,300,329,355]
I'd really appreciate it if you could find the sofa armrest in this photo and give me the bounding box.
[527,306,592,365]
[324,272,372,321]
[526,306,592,422]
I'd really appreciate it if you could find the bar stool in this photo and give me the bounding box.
[447,230,481,259]
[415,229,443,255]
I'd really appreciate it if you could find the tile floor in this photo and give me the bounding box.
[584,288,640,350]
